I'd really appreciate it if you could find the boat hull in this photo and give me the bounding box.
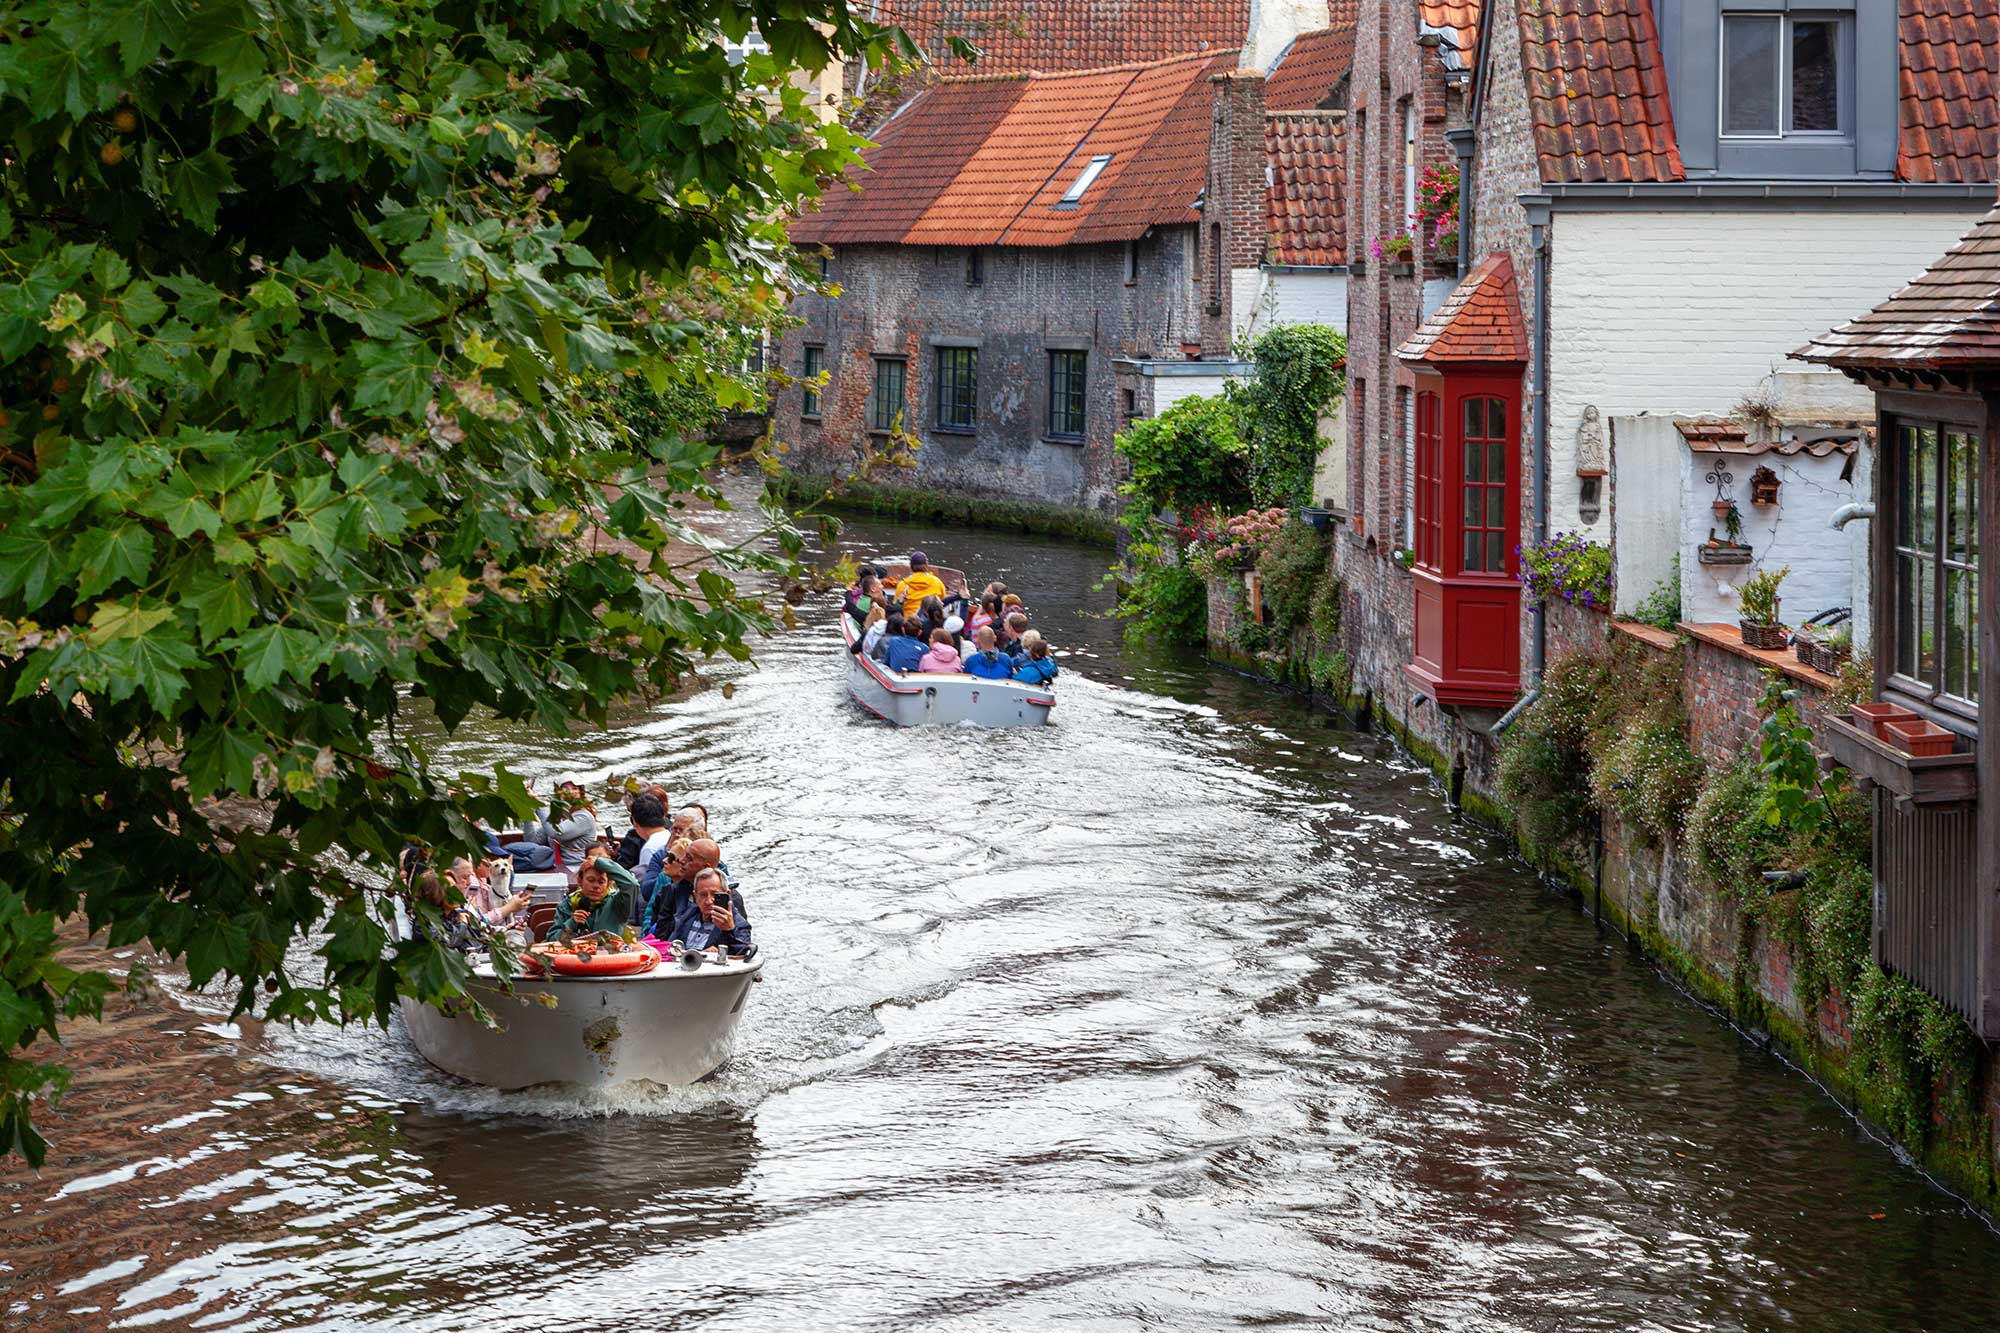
[841,617,1055,728]
[399,956,761,1090]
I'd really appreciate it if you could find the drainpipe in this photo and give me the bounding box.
[1495,195,1555,738]
[1830,502,1874,530]
[1444,128,1474,282]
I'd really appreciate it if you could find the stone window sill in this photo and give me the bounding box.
[1041,434,1086,447]
[932,425,977,437]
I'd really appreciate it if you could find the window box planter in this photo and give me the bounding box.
[1739,619,1788,651]
[1297,505,1333,531]
[1794,632,1851,675]
[1886,718,1957,757]
[1696,542,1753,566]
[1851,700,1918,740]
[1822,712,1976,806]
[1386,261,1415,278]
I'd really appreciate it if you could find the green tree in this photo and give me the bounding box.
[0,0,911,1163]
[1227,324,1345,507]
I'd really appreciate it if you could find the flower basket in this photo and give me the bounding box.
[1794,632,1851,675]
[1739,620,1788,651]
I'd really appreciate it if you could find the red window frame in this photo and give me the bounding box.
[1415,390,1442,570]
[1459,395,1510,575]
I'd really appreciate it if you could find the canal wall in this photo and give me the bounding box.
[772,470,1120,549]
[1205,552,2000,1217]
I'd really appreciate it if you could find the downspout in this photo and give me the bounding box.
[1497,194,1554,738]
[1445,127,1474,282]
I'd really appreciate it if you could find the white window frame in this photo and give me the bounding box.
[1061,154,1113,204]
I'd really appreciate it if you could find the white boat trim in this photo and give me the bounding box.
[400,953,762,1091]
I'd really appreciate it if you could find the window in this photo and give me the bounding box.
[817,250,831,281]
[1208,223,1222,313]
[1350,378,1366,529]
[1123,240,1138,286]
[966,250,984,287]
[801,345,823,419]
[1400,98,1417,232]
[1048,351,1087,439]
[1397,385,1413,550]
[934,347,977,431]
[870,357,905,433]
[1061,154,1112,204]
[1891,420,1981,706]
[1723,13,1843,138]
[1460,397,1509,573]
[1414,391,1442,568]
[1121,387,1137,427]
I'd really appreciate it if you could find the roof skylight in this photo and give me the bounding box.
[1061,154,1113,203]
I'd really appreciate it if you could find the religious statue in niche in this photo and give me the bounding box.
[1749,465,1781,506]
[1575,405,1607,525]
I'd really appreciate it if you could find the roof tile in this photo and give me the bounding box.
[1398,253,1530,364]
[1266,111,1348,266]
[1517,0,1682,183]
[1418,1,1480,61]
[1898,0,1998,184]
[886,0,1249,75]
[1797,204,2000,370]
[1265,25,1356,111]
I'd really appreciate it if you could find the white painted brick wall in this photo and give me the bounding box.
[1244,269,1349,337]
[1152,367,1253,416]
[1548,207,1980,540]
[1680,446,1859,630]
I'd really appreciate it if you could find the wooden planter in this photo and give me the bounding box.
[1794,633,1851,675]
[1739,620,1788,650]
[1822,712,1976,805]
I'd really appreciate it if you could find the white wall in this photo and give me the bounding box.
[1610,416,1684,617]
[1312,394,1349,513]
[1677,444,1861,631]
[1150,367,1253,416]
[1547,207,1979,538]
[1240,268,1348,339]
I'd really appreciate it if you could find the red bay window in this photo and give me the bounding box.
[1397,255,1529,709]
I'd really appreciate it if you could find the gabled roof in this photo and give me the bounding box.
[1517,0,1683,183]
[888,0,1249,76]
[791,48,1236,248]
[1795,204,2000,371]
[1509,0,1994,185]
[1398,252,1529,364]
[1899,0,1999,184]
[1419,0,1481,62]
[1266,112,1347,266]
[1265,25,1356,111]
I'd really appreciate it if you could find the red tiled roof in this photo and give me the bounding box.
[791,49,1236,248]
[880,1,1249,76]
[1398,252,1529,363]
[1264,25,1356,111]
[1266,112,1347,266]
[1419,0,1480,60]
[1899,0,1999,184]
[1517,0,1683,183]
[1795,204,2000,371]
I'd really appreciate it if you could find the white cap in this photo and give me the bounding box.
[943,615,965,635]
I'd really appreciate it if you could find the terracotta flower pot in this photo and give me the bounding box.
[1884,718,1955,758]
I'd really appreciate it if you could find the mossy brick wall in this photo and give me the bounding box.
[1684,637,1839,771]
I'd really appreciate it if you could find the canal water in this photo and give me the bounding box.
[8,509,2000,1331]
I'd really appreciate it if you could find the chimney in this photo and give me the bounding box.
[1243,0,1332,72]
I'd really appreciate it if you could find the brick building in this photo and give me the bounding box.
[776,2,1362,511]
[1331,0,1996,791]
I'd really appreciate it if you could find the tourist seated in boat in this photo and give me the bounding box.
[915,593,948,640]
[865,611,902,661]
[450,855,531,929]
[918,628,963,674]
[1001,593,1027,622]
[1012,633,1058,687]
[965,594,1001,640]
[505,780,598,873]
[853,604,889,657]
[665,867,753,956]
[411,872,490,953]
[558,857,639,937]
[995,611,1030,659]
[962,626,1015,680]
[845,572,887,627]
[885,550,947,617]
[617,791,672,875]
[881,617,929,673]
[641,836,725,938]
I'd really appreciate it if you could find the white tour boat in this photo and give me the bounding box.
[400,950,761,1091]
[841,613,1056,728]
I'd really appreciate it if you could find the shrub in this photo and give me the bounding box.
[1498,712,1594,852]
[1310,570,1343,644]
[1688,760,1786,902]
[1308,650,1351,697]
[1114,396,1249,534]
[1259,520,1330,633]
[1212,506,1289,565]
[1739,565,1790,626]
[1520,531,1613,610]
[1110,539,1210,648]
[1632,554,1682,631]
[1226,324,1346,508]
[1593,713,1705,842]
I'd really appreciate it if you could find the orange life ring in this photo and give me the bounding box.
[530,942,660,978]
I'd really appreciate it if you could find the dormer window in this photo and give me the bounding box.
[1722,12,1843,139]
[1060,154,1112,204]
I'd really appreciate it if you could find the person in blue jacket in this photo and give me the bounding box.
[667,867,754,956]
[1012,634,1058,687]
[962,626,1015,680]
[881,617,929,673]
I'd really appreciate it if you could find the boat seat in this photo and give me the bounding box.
[526,903,558,944]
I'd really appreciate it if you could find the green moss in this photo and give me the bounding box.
[773,470,1120,547]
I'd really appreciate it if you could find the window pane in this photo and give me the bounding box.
[1486,532,1504,572]
[1895,553,1921,680]
[1946,565,1973,699]
[1970,573,1982,703]
[1463,487,1481,528]
[1723,15,1781,136]
[1463,531,1481,571]
[1916,556,1938,683]
[1486,440,1505,483]
[1486,487,1504,527]
[1463,398,1482,440]
[1487,398,1506,440]
[1791,20,1838,132]
[1947,430,1979,567]
[1909,426,1939,555]
[1462,439,1480,483]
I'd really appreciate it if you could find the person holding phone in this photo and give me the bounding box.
[558,857,638,937]
[666,867,752,956]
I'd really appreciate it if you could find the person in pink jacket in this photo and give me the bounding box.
[917,628,963,673]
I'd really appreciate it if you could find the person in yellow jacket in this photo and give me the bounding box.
[886,550,947,617]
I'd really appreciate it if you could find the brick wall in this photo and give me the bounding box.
[1204,71,1270,353]
[774,233,1202,512]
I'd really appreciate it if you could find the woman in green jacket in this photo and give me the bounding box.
[557,857,639,937]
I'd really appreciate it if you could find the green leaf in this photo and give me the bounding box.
[228,624,296,690]
[161,149,241,231]
[183,722,264,797]
[184,915,249,987]
[97,625,201,711]
[137,471,224,539]
[183,571,257,641]
[73,523,154,597]
[106,0,190,74]
[0,533,68,612]
[352,336,433,417]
